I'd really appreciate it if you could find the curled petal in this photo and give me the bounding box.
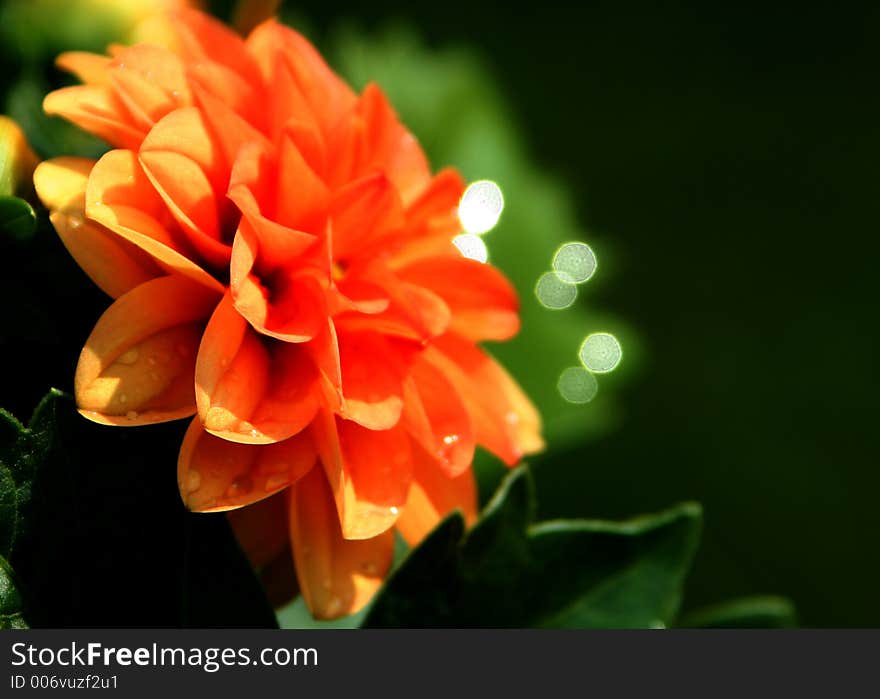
[51,213,161,299]
[330,172,405,261]
[75,275,220,425]
[402,357,475,477]
[227,490,290,569]
[337,332,419,430]
[33,157,94,211]
[178,418,316,512]
[195,293,320,444]
[34,158,162,298]
[139,107,232,268]
[311,410,412,540]
[396,441,478,546]
[56,52,111,86]
[425,336,544,465]
[107,44,192,131]
[86,149,223,292]
[44,86,146,150]
[398,256,520,341]
[288,464,394,620]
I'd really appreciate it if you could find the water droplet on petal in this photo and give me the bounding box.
[119,393,128,404]
[118,348,139,365]
[186,470,201,494]
[324,596,343,618]
[68,214,84,230]
[126,410,138,420]
[389,506,400,516]
[147,356,157,366]
[226,474,254,498]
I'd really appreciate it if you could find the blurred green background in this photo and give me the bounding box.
[2,0,878,627]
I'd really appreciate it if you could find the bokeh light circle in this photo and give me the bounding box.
[458,180,504,234]
[453,233,489,262]
[557,366,599,404]
[535,272,577,309]
[579,332,622,373]
[553,242,597,284]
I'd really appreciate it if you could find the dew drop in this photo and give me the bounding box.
[68,214,84,230]
[117,348,139,365]
[389,506,400,516]
[324,596,343,618]
[226,474,254,497]
[118,393,128,404]
[147,356,157,366]
[126,410,139,420]
[186,470,201,494]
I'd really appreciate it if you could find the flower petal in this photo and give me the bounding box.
[338,331,412,430]
[330,172,405,261]
[288,464,394,619]
[402,357,475,477]
[55,52,112,86]
[138,107,232,269]
[86,149,223,292]
[75,275,220,425]
[397,256,520,341]
[32,156,94,211]
[395,441,478,546]
[227,490,290,569]
[178,418,316,512]
[195,293,320,444]
[311,410,412,540]
[425,335,544,464]
[44,85,146,150]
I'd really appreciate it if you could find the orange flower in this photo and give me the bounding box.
[34,8,543,619]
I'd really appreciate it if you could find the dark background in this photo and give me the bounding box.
[283,0,880,626]
[1,0,878,626]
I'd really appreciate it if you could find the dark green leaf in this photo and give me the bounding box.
[0,390,277,627]
[0,555,27,629]
[0,195,35,242]
[679,596,797,629]
[364,466,701,628]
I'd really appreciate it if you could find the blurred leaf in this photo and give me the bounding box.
[0,555,26,629]
[679,596,797,629]
[364,465,701,627]
[0,195,35,241]
[0,390,277,627]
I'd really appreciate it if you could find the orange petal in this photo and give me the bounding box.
[75,275,220,425]
[247,20,354,139]
[227,490,290,569]
[107,44,191,131]
[195,293,320,444]
[311,410,412,540]
[426,335,544,465]
[34,157,162,298]
[402,357,475,477]
[397,256,520,341]
[86,149,222,293]
[288,463,394,619]
[395,441,478,547]
[275,132,329,233]
[50,213,161,299]
[139,107,231,269]
[56,52,111,86]
[330,172,405,261]
[33,156,93,211]
[337,331,414,430]
[44,85,146,150]
[178,418,316,512]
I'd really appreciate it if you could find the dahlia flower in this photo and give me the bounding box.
[33,8,543,619]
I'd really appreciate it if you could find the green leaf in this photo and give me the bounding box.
[0,390,277,627]
[0,555,27,629]
[678,596,798,629]
[364,466,701,628]
[0,195,35,242]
